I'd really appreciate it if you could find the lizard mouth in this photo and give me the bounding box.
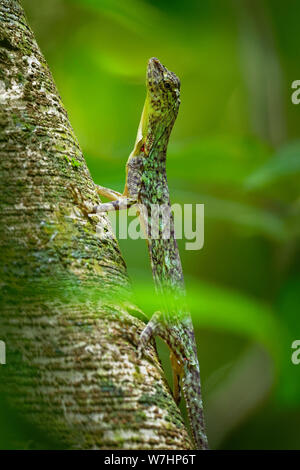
[147,57,167,84]
[146,57,181,94]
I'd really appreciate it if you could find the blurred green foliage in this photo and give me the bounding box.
[1,0,299,449]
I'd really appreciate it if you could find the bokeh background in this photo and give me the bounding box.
[1,0,300,449]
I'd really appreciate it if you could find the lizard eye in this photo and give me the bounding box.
[165,82,171,89]
[140,143,145,153]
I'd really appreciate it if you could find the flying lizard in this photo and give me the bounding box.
[81,58,208,450]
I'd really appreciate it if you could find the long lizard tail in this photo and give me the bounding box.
[182,359,209,450]
[138,313,209,450]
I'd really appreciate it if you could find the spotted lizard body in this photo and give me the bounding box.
[91,58,208,450]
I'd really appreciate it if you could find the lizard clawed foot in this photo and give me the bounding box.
[69,184,95,217]
[137,311,162,360]
[70,184,135,215]
[93,197,136,213]
[96,185,123,200]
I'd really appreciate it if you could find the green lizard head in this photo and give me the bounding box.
[132,58,180,158]
[147,57,181,115]
[137,58,180,155]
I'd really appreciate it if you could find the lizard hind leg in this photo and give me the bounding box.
[170,350,183,405]
[138,312,183,405]
[137,311,163,359]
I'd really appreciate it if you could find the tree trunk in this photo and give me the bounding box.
[0,0,192,450]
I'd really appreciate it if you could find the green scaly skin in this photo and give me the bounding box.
[94,58,208,450]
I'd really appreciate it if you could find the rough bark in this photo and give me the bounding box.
[0,0,192,450]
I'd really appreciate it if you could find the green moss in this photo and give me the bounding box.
[135,410,147,423]
[138,383,184,429]
[133,365,144,383]
[113,433,125,448]
[63,155,82,168]
[71,157,82,168]
[100,379,124,398]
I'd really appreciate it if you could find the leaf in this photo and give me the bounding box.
[246,140,300,189]
[274,277,300,408]
[66,0,162,35]
[131,273,282,361]
[187,280,281,359]
[173,189,287,241]
[167,135,271,187]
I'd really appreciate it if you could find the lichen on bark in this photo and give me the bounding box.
[0,0,192,450]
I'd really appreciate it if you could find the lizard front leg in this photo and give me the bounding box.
[93,184,137,212]
[93,198,136,213]
[94,155,142,213]
[96,185,123,201]
[138,312,184,406]
[70,183,136,216]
